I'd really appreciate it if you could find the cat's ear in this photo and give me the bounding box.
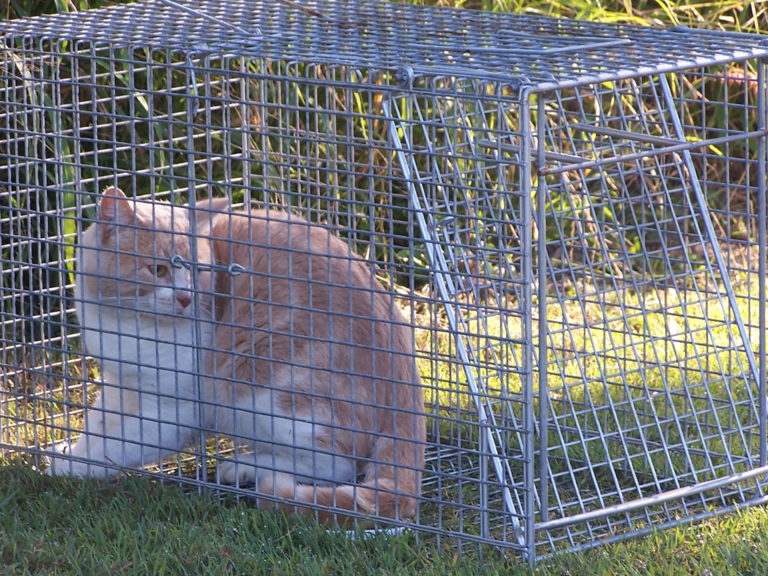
[195,197,229,215]
[193,196,229,228]
[98,187,135,237]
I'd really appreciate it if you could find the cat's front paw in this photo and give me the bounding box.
[43,442,117,478]
[43,445,80,477]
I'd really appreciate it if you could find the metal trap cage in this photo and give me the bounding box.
[2,0,768,562]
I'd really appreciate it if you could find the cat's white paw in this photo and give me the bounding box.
[43,442,118,478]
[44,451,82,476]
[47,458,119,478]
[42,442,74,476]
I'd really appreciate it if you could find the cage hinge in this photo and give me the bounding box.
[394,66,415,90]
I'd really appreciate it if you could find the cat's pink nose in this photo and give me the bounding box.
[175,291,191,308]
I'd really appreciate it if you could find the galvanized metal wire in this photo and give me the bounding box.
[1,0,767,563]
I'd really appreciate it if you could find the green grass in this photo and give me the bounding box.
[0,466,519,576]
[4,464,768,575]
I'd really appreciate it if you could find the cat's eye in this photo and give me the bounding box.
[149,263,169,278]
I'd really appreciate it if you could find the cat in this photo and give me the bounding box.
[47,187,220,478]
[48,186,426,525]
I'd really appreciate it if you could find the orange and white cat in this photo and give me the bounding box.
[48,187,425,524]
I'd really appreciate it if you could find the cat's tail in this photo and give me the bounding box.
[257,436,424,528]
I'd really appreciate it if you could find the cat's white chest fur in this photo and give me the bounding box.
[49,279,213,477]
[77,298,209,396]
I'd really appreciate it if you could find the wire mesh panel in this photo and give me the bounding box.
[533,68,768,553]
[385,77,536,551]
[1,0,768,563]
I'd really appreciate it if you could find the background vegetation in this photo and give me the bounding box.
[2,0,768,574]
[3,0,768,32]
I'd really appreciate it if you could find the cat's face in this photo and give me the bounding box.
[78,188,200,319]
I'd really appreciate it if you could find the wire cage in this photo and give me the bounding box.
[2,0,768,562]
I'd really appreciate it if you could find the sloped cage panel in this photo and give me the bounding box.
[536,68,765,551]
